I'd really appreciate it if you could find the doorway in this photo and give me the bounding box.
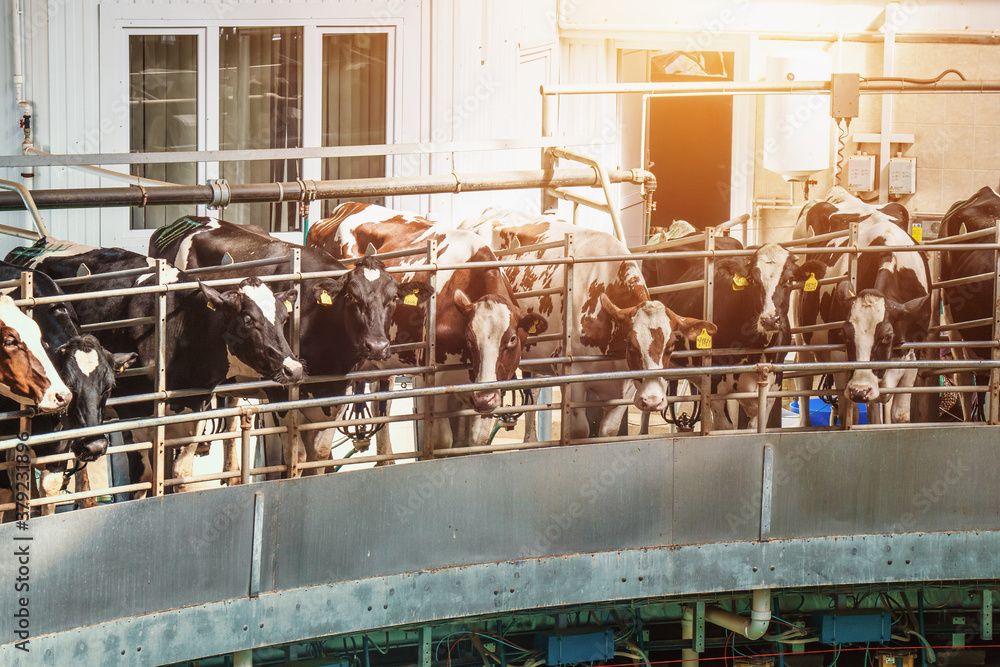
[647,51,734,232]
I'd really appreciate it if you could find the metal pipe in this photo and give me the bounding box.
[682,606,698,667]
[541,79,1000,96]
[23,146,176,187]
[704,589,772,640]
[0,167,650,211]
[0,178,47,237]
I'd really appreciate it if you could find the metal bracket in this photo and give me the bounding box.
[130,183,149,208]
[249,491,264,598]
[207,178,232,210]
[982,589,993,640]
[694,600,706,653]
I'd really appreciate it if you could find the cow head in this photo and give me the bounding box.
[200,277,305,385]
[48,335,137,462]
[838,282,930,403]
[0,295,72,411]
[311,255,434,362]
[600,294,716,411]
[719,244,808,339]
[454,289,547,413]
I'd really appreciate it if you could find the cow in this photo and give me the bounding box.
[793,186,911,253]
[0,293,71,412]
[147,216,433,475]
[640,233,810,430]
[0,263,137,514]
[6,238,303,494]
[460,210,715,439]
[307,202,547,455]
[937,186,1000,419]
[795,220,931,424]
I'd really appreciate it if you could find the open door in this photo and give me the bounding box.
[647,51,734,232]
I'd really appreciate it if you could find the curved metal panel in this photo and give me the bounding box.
[2,426,1000,665]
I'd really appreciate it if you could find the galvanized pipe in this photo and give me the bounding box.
[541,79,1000,96]
[0,178,47,237]
[0,167,653,211]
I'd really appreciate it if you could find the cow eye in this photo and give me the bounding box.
[244,315,254,327]
[3,337,15,348]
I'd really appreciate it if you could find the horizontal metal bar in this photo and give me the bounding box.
[79,316,155,333]
[0,168,649,211]
[931,273,992,290]
[541,79,1000,96]
[6,136,597,168]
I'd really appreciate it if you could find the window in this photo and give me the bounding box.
[320,33,388,217]
[126,25,391,234]
[129,34,199,230]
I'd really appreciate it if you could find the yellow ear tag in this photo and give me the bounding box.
[403,289,419,306]
[804,273,818,292]
[284,300,293,314]
[849,290,856,298]
[732,274,747,291]
[911,222,923,242]
[696,328,713,350]
[318,291,333,305]
[206,301,216,311]
[528,321,537,335]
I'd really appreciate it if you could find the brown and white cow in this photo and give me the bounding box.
[308,202,547,454]
[460,210,715,439]
[0,294,71,412]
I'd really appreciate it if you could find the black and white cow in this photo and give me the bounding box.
[796,220,930,424]
[793,186,911,247]
[0,263,137,513]
[642,237,809,430]
[147,216,433,476]
[6,238,302,494]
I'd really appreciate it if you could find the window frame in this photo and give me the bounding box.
[99,1,417,252]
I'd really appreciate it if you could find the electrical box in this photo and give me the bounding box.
[847,154,876,192]
[830,73,860,118]
[534,628,615,666]
[814,611,893,644]
[877,651,916,667]
[889,156,917,195]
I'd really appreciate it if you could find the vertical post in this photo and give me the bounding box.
[17,272,32,438]
[878,3,898,206]
[418,626,433,667]
[233,650,253,667]
[757,372,769,435]
[240,411,253,486]
[421,239,439,459]
[843,223,860,429]
[681,606,698,667]
[541,92,559,214]
[989,222,1000,424]
[561,233,574,445]
[700,230,715,436]
[151,259,167,497]
[285,249,301,475]
[982,589,993,641]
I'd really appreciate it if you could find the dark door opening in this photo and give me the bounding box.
[648,51,734,232]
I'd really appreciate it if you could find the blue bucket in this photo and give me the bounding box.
[789,397,869,425]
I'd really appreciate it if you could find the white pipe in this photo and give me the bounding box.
[24,146,178,187]
[704,589,772,640]
[11,0,26,111]
[681,606,698,667]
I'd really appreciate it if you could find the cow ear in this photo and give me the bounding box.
[313,277,344,306]
[716,257,749,285]
[518,312,547,336]
[113,352,139,374]
[398,281,434,306]
[275,289,297,314]
[898,294,931,341]
[200,282,242,311]
[665,306,718,342]
[832,280,856,317]
[798,259,828,284]
[76,263,91,278]
[453,289,474,316]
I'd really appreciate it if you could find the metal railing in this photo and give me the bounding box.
[2,219,999,516]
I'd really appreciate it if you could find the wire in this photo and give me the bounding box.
[860,68,967,84]
[835,118,851,187]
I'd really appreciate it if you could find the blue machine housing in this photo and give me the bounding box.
[813,611,893,644]
[533,628,616,665]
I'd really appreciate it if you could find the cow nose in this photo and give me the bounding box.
[74,438,109,463]
[282,357,304,383]
[471,391,499,413]
[758,315,781,332]
[847,385,871,403]
[365,339,390,360]
[638,394,667,411]
[55,390,71,408]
